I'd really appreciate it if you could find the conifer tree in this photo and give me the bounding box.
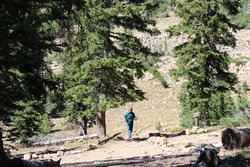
[60,0,162,138]
[236,81,250,111]
[9,100,52,143]
[0,0,62,160]
[167,0,241,127]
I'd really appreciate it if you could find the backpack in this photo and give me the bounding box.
[126,112,134,123]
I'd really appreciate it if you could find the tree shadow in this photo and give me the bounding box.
[62,153,197,167]
[220,151,250,167]
[113,136,149,142]
[127,137,149,142]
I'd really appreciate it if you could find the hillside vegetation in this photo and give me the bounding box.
[27,15,250,141]
[106,15,250,136]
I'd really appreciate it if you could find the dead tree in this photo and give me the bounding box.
[222,128,250,150]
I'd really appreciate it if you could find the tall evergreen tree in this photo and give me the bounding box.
[60,0,163,138]
[0,0,62,160]
[167,0,241,127]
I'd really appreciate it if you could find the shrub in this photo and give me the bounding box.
[179,111,194,128]
[155,122,163,131]
[9,100,52,142]
[237,95,250,111]
[219,117,242,127]
[219,100,250,127]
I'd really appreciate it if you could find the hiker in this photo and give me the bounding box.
[124,107,138,138]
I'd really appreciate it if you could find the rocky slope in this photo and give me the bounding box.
[106,16,250,136]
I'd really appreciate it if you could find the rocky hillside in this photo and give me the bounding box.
[106,16,250,136]
[137,16,250,83]
[49,15,250,136]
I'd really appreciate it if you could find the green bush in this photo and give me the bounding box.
[38,114,53,136]
[9,100,52,142]
[179,91,235,128]
[208,92,236,125]
[179,111,194,128]
[219,116,249,127]
[219,117,242,127]
[237,95,250,111]
[155,122,163,131]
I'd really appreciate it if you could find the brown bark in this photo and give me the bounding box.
[96,111,106,139]
[79,117,88,135]
[222,128,250,150]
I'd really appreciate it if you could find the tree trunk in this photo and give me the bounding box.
[95,0,110,140]
[83,117,88,135]
[96,111,106,139]
[222,128,250,150]
[0,131,6,161]
[78,117,88,136]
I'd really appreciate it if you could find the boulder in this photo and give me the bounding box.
[147,136,167,146]
[186,127,208,135]
[197,128,208,134]
[87,144,97,151]
[57,151,65,157]
[23,153,32,160]
[31,154,38,159]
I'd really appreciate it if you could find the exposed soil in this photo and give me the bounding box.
[60,128,249,167]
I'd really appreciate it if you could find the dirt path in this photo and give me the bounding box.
[60,130,226,167]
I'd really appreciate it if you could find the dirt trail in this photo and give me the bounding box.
[60,129,227,167]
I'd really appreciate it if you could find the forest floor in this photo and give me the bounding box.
[60,126,250,167]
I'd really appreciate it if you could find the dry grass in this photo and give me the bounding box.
[106,75,183,136]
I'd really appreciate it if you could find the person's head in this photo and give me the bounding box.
[129,107,133,112]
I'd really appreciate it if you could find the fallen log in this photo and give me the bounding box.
[149,133,161,137]
[30,133,98,146]
[222,128,250,150]
[37,146,80,154]
[97,133,121,145]
[161,130,186,138]
[14,146,81,158]
[167,130,186,137]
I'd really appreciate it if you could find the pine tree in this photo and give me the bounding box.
[60,0,163,138]
[237,81,250,111]
[0,0,62,160]
[208,92,236,125]
[9,100,52,143]
[63,102,95,135]
[167,0,241,127]
[44,86,65,118]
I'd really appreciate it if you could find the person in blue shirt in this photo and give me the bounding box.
[124,107,138,138]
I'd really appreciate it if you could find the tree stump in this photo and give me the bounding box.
[222,128,250,149]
